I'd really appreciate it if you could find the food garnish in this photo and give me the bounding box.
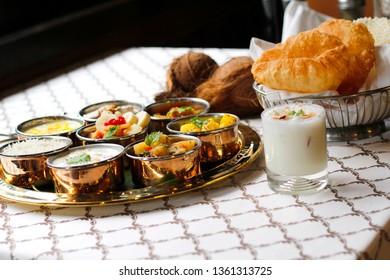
[273,107,317,120]
[178,106,193,114]
[190,116,209,128]
[145,131,163,146]
[288,109,305,117]
[66,153,91,164]
[104,125,120,139]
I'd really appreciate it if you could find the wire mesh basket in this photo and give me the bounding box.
[253,83,390,141]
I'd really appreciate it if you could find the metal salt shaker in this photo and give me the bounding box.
[374,0,390,17]
[338,0,366,19]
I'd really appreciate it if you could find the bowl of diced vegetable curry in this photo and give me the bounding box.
[76,110,150,147]
[78,100,144,124]
[125,131,202,188]
[166,113,240,163]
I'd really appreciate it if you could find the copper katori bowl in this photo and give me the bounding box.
[16,115,85,145]
[78,100,144,124]
[166,113,240,163]
[144,97,210,134]
[76,123,148,148]
[47,143,125,194]
[0,136,73,188]
[126,135,202,188]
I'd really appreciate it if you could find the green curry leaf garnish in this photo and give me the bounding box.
[104,125,120,139]
[145,131,163,146]
[190,116,208,128]
[66,153,91,165]
[178,106,192,114]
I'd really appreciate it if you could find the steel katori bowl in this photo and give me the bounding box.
[0,136,73,188]
[253,82,390,141]
[144,97,210,134]
[166,113,241,163]
[125,134,202,188]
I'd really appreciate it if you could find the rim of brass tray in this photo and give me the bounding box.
[0,124,262,207]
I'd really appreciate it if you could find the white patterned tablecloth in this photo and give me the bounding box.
[0,47,390,260]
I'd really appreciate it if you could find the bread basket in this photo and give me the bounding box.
[253,83,390,141]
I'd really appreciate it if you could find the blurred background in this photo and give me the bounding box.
[0,0,374,94]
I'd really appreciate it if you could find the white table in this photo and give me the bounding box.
[0,47,389,260]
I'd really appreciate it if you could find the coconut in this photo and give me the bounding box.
[154,51,218,101]
[195,56,262,117]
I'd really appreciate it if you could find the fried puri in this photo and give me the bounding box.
[251,30,350,93]
[315,19,375,95]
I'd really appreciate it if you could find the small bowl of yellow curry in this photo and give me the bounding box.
[16,115,85,145]
[166,113,240,163]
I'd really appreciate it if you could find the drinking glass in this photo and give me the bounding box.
[261,103,328,194]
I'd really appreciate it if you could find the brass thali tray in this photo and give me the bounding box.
[0,124,262,207]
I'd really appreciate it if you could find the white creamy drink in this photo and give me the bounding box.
[261,103,328,194]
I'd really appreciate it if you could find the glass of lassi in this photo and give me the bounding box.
[261,103,328,194]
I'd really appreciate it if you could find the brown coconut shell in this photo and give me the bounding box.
[195,56,262,117]
[154,51,218,101]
